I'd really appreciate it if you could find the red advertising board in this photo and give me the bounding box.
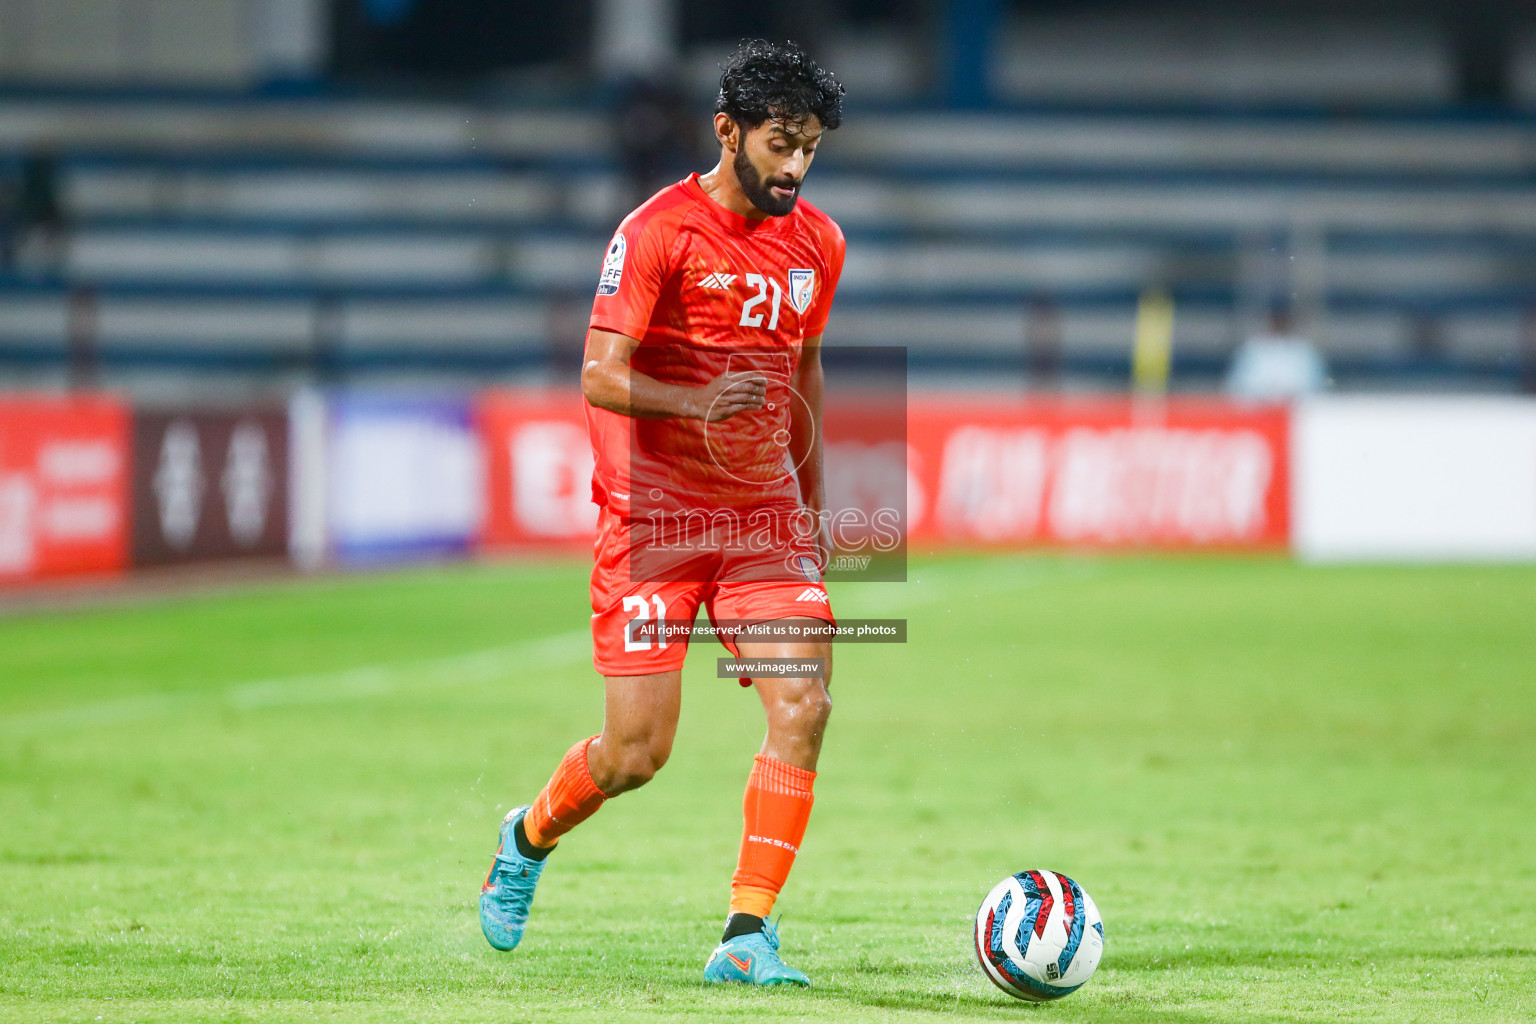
[478,390,597,551]
[475,389,1290,554]
[907,396,1290,548]
[0,395,130,583]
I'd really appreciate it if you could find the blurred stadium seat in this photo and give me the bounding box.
[2,3,1536,396]
[3,93,1534,395]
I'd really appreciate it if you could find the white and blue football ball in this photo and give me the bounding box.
[974,869,1104,1001]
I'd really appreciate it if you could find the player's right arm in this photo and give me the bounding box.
[581,328,767,422]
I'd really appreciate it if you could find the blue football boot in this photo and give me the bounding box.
[703,917,811,987]
[479,805,547,951]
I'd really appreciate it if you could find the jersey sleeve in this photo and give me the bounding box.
[802,218,846,338]
[588,211,676,340]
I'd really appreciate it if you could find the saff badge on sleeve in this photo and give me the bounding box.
[597,233,626,296]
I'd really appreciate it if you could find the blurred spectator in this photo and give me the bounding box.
[1450,7,1510,105]
[615,74,700,209]
[545,287,590,386]
[1521,309,1536,396]
[66,288,99,391]
[1409,312,1447,364]
[0,164,15,269]
[311,294,345,384]
[1023,294,1062,391]
[3,152,68,276]
[1225,307,1327,401]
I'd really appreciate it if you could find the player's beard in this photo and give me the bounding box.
[734,145,800,217]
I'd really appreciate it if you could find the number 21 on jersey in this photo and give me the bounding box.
[739,273,783,330]
[738,268,814,330]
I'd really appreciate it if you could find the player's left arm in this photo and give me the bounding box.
[789,333,829,566]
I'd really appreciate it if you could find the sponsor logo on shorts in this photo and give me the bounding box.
[795,587,829,604]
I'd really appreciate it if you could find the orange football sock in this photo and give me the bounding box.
[523,735,607,849]
[729,754,816,919]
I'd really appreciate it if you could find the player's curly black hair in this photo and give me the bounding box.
[715,39,845,133]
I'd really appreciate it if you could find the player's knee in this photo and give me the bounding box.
[600,736,670,793]
[799,682,832,719]
[807,688,833,728]
[770,681,832,734]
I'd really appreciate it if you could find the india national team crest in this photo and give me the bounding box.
[788,268,815,315]
[597,233,626,296]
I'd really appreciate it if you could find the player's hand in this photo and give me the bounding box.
[694,370,768,422]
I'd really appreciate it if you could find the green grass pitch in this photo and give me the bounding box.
[1,554,1533,1023]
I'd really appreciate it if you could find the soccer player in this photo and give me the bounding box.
[478,40,846,987]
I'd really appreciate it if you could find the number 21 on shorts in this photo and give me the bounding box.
[622,594,670,652]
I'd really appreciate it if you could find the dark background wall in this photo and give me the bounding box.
[327,0,1531,107]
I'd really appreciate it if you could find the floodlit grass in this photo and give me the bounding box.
[1,554,1533,1023]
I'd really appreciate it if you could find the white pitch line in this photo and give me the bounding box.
[0,629,591,736]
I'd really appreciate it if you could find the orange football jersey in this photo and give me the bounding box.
[587,173,846,515]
